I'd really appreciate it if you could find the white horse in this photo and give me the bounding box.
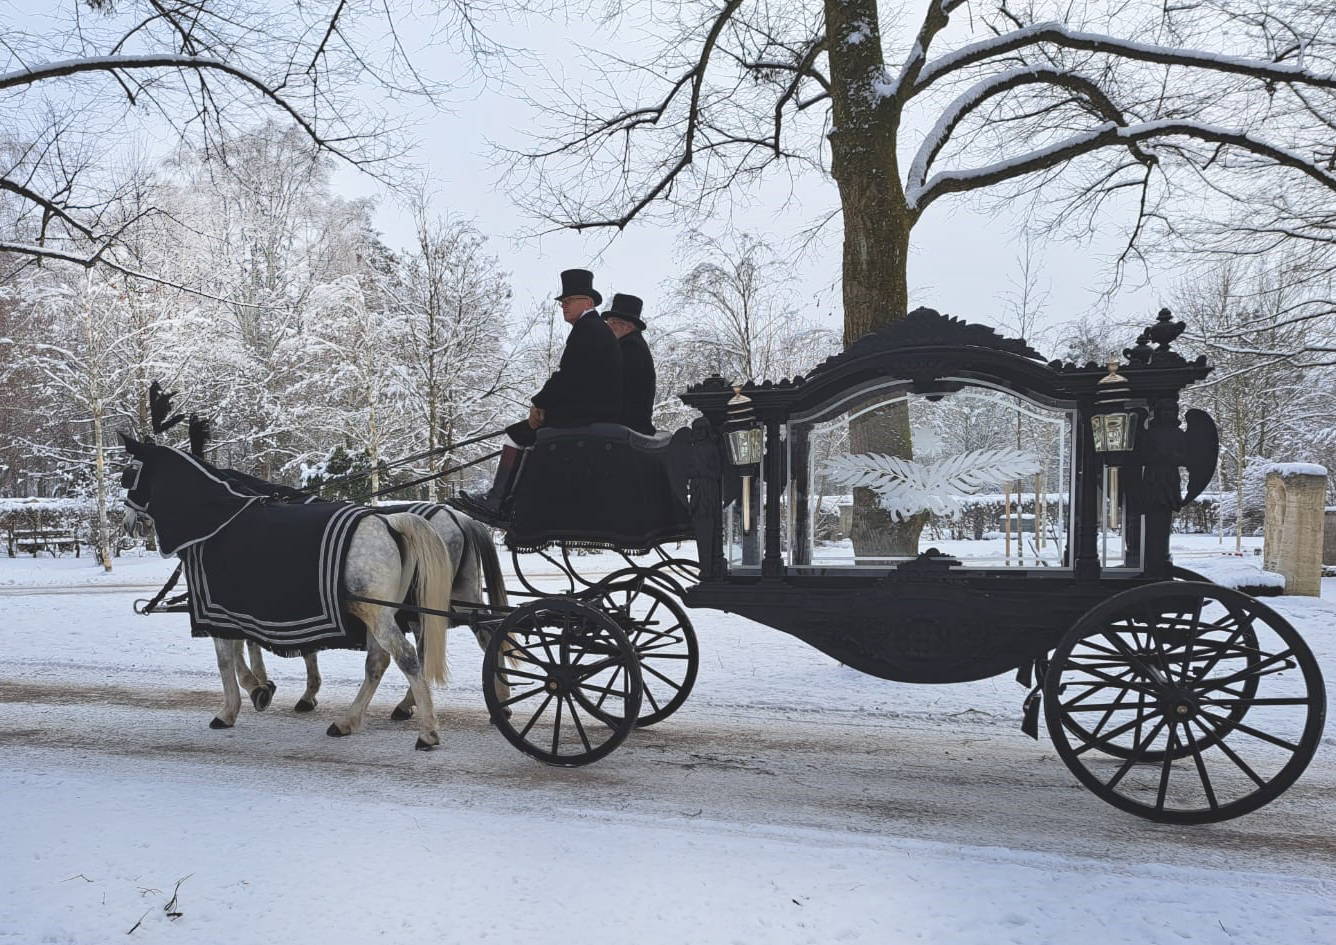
[121,436,459,750]
[237,506,510,722]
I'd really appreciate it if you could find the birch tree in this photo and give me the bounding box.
[377,208,514,499]
[4,270,143,569]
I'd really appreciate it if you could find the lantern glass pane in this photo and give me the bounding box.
[1091,416,1108,452]
[1105,413,1127,451]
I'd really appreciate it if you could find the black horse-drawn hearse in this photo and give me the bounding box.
[136,307,1327,824]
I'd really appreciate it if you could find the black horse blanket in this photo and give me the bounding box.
[182,501,379,656]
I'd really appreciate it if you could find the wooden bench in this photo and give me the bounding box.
[6,529,81,557]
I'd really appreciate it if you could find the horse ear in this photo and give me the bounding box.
[119,432,145,455]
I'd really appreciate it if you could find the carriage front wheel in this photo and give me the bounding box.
[1044,582,1325,824]
[482,598,643,767]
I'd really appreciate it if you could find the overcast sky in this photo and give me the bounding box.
[329,6,1163,358]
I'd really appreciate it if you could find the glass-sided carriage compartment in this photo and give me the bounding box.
[783,376,1080,571]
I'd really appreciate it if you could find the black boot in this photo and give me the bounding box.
[451,446,523,524]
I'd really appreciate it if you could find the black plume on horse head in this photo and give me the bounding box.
[119,434,260,555]
[148,381,186,436]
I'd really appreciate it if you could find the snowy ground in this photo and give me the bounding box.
[1,538,1334,944]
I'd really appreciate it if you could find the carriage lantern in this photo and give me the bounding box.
[1090,359,1137,462]
[723,386,764,531]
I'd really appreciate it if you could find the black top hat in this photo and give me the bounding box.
[603,293,646,331]
[555,269,602,306]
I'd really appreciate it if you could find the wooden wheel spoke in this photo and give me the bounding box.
[1195,649,1295,693]
[1088,683,1135,743]
[562,694,594,753]
[1155,724,1179,810]
[591,663,624,711]
[1190,717,1266,788]
[1099,631,1167,685]
[1197,707,1300,753]
[574,654,629,680]
[1073,705,1162,756]
[495,667,549,683]
[1198,696,1312,708]
[576,678,631,702]
[1187,621,1253,681]
[1063,661,1159,697]
[1059,677,1129,709]
[1104,716,1170,789]
[640,660,684,693]
[1181,722,1219,811]
[499,684,550,708]
[517,692,555,740]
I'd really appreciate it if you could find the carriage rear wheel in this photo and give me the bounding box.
[586,576,699,727]
[482,598,643,767]
[1044,582,1325,824]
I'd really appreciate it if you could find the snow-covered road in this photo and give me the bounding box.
[2,556,1334,944]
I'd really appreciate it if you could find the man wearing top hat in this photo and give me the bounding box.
[603,293,656,435]
[454,268,623,519]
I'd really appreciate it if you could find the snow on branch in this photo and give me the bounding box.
[913,23,1336,96]
[1,55,352,162]
[908,119,1336,211]
[904,66,1154,204]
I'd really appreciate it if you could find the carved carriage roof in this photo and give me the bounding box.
[808,307,1047,377]
[679,306,1212,412]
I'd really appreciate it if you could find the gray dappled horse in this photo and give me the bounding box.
[239,505,509,722]
[121,435,461,750]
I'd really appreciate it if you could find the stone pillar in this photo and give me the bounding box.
[1262,465,1328,596]
[1325,507,1336,568]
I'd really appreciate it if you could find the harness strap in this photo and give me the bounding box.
[134,563,184,615]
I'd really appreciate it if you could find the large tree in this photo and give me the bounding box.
[510,0,1336,553]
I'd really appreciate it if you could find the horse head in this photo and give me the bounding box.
[118,433,261,555]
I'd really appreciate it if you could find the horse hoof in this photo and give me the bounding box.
[327,723,350,737]
[265,680,278,696]
[250,687,272,711]
[295,699,316,713]
[390,706,414,721]
[209,717,232,729]
[414,737,437,751]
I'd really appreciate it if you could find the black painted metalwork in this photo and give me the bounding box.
[676,307,1221,681]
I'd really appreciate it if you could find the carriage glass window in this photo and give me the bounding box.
[786,379,1075,569]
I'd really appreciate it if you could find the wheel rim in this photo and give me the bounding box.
[483,599,643,767]
[585,579,698,727]
[1045,582,1326,824]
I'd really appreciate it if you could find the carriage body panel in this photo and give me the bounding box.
[684,572,1147,683]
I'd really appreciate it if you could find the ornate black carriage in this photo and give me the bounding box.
[481,307,1326,824]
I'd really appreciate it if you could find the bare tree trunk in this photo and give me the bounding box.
[92,405,113,572]
[823,0,923,557]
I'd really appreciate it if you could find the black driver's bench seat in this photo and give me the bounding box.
[505,424,691,553]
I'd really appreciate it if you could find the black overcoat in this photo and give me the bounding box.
[619,330,657,435]
[532,310,623,427]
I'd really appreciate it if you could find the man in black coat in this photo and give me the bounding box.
[603,293,656,435]
[454,269,622,520]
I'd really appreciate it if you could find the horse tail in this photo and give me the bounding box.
[465,516,509,609]
[384,512,452,686]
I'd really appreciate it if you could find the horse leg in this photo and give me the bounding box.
[327,626,391,738]
[368,614,440,750]
[235,642,272,712]
[211,638,243,729]
[246,641,279,699]
[295,653,321,713]
[390,687,416,721]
